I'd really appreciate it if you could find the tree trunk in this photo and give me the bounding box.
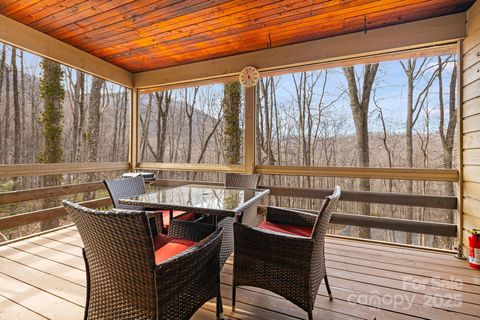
[72,70,85,163]
[223,82,242,164]
[159,91,171,163]
[139,94,152,161]
[85,77,105,199]
[20,51,26,172]
[3,65,10,164]
[87,78,104,162]
[0,46,5,162]
[10,49,20,158]
[434,56,457,249]
[30,72,40,164]
[184,88,199,165]
[111,92,120,161]
[405,61,415,245]
[343,64,378,239]
[121,89,128,161]
[39,58,65,231]
[11,48,21,189]
[0,45,5,104]
[255,85,264,164]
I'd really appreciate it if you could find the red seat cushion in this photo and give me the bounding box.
[155,210,196,229]
[258,221,313,238]
[153,234,197,264]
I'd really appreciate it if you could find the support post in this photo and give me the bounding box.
[244,86,256,174]
[129,88,139,172]
[455,40,465,259]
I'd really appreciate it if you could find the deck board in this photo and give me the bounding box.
[1,227,479,320]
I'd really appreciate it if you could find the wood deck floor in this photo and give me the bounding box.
[0,226,479,320]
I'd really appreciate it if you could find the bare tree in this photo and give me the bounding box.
[87,77,105,163]
[194,99,224,181]
[39,58,65,231]
[110,86,125,161]
[0,44,5,103]
[343,63,379,239]
[438,56,457,184]
[223,82,242,164]
[416,99,432,246]
[145,91,172,164]
[434,55,457,248]
[11,48,21,188]
[20,51,26,165]
[184,87,199,164]
[0,45,4,163]
[258,77,276,166]
[3,63,10,163]
[400,58,437,244]
[119,89,128,161]
[28,64,41,163]
[71,70,85,163]
[139,94,153,161]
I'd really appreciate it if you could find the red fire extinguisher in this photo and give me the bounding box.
[468,229,480,270]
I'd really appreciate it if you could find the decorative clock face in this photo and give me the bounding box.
[239,66,260,88]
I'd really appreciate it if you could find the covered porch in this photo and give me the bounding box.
[1,0,480,319]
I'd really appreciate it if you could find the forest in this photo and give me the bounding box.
[0,41,458,249]
[138,52,458,249]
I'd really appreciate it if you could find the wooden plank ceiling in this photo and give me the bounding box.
[0,0,475,73]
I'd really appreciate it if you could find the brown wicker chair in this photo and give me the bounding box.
[104,176,194,234]
[215,173,261,267]
[63,200,224,320]
[225,173,260,189]
[232,186,341,320]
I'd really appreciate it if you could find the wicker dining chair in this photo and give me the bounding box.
[63,200,224,320]
[215,173,261,267]
[232,186,341,320]
[104,176,193,234]
[225,173,260,189]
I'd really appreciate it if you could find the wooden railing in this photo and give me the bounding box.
[255,165,459,181]
[0,164,458,241]
[0,162,128,232]
[153,179,458,238]
[137,163,459,181]
[0,162,129,177]
[0,197,111,230]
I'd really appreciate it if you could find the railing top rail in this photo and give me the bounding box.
[153,179,457,210]
[0,162,129,178]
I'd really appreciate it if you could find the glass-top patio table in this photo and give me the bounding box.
[119,184,270,265]
[119,184,270,225]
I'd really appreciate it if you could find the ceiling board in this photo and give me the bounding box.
[0,0,474,72]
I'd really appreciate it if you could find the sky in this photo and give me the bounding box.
[1,42,455,137]
[267,55,456,135]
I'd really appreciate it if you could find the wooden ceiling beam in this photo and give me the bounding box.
[133,12,466,88]
[0,14,133,87]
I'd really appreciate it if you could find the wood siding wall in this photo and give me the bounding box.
[463,0,480,254]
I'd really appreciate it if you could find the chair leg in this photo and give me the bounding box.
[324,275,333,301]
[216,293,224,320]
[308,310,313,320]
[231,285,236,312]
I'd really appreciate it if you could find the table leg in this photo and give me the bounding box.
[242,204,259,227]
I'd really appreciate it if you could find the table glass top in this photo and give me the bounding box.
[121,185,268,212]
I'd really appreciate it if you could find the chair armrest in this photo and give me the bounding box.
[233,222,313,269]
[266,206,317,227]
[167,220,216,242]
[154,228,223,302]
